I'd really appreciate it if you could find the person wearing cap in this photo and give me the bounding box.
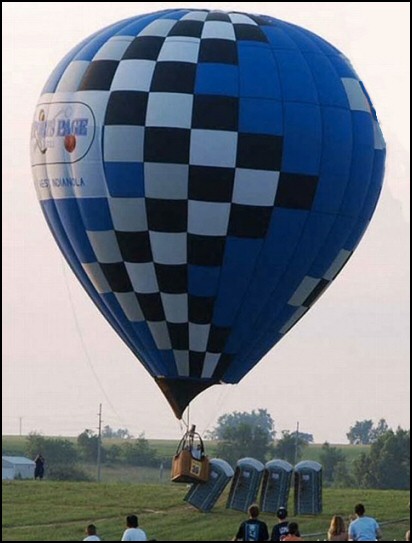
[271,507,289,541]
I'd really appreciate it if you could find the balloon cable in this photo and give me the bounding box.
[60,258,125,425]
[201,385,231,439]
[187,403,190,432]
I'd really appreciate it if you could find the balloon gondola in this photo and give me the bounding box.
[171,424,210,484]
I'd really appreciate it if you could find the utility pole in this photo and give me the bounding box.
[294,421,300,465]
[19,417,22,436]
[97,403,102,483]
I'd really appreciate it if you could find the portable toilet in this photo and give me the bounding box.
[294,460,322,515]
[226,457,265,512]
[184,458,234,512]
[260,459,293,513]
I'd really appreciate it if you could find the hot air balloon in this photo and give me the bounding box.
[30,8,385,420]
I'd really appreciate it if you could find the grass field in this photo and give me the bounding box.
[2,481,409,541]
[4,436,403,541]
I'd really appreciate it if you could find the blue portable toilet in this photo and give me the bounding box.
[226,457,265,512]
[260,459,293,513]
[184,458,234,512]
[294,460,323,515]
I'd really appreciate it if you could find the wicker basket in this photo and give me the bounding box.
[171,427,210,483]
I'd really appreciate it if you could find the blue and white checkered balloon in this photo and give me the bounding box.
[30,9,386,418]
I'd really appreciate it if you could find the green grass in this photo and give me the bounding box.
[82,463,170,484]
[2,481,409,541]
[2,436,27,456]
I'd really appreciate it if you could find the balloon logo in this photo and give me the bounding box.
[30,9,385,418]
[64,134,76,153]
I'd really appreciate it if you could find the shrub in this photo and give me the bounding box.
[47,464,92,481]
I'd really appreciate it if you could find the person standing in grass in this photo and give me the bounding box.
[348,503,382,541]
[234,504,269,541]
[34,453,45,480]
[327,515,348,541]
[121,514,147,541]
[83,523,101,541]
[271,507,289,541]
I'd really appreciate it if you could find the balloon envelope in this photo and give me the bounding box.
[30,9,385,418]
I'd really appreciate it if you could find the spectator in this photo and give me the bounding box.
[34,454,45,480]
[83,524,101,541]
[271,507,289,541]
[121,514,147,541]
[281,522,303,541]
[234,504,269,541]
[405,529,410,541]
[348,503,382,541]
[327,515,348,541]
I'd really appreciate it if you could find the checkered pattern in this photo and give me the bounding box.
[280,249,353,335]
[31,9,386,412]
[97,13,289,381]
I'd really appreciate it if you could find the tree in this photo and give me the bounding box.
[207,409,275,441]
[115,428,132,440]
[25,433,78,465]
[347,418,391,445]
[290,431,314,444]
[353,451,377,488]
[209,409,275,466]
[273,430,308,464]
[319,442,346,483]
[102,425,133,439]
[123,433,159,467]
[353,427,410,489]
[333,460,355,488]
[105,444,122,464]
[370,419,389,443]
[102,425,115,438]
[347,420,374,445]
[216,423,274,466]
[77,429,105,462]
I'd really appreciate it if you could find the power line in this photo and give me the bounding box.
[97,403,102,483]
[295,421,300,464]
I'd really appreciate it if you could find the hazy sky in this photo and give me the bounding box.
[3,2,410,443]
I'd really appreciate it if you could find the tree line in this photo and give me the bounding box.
[12,410,410,490]
[207,410,409,491]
